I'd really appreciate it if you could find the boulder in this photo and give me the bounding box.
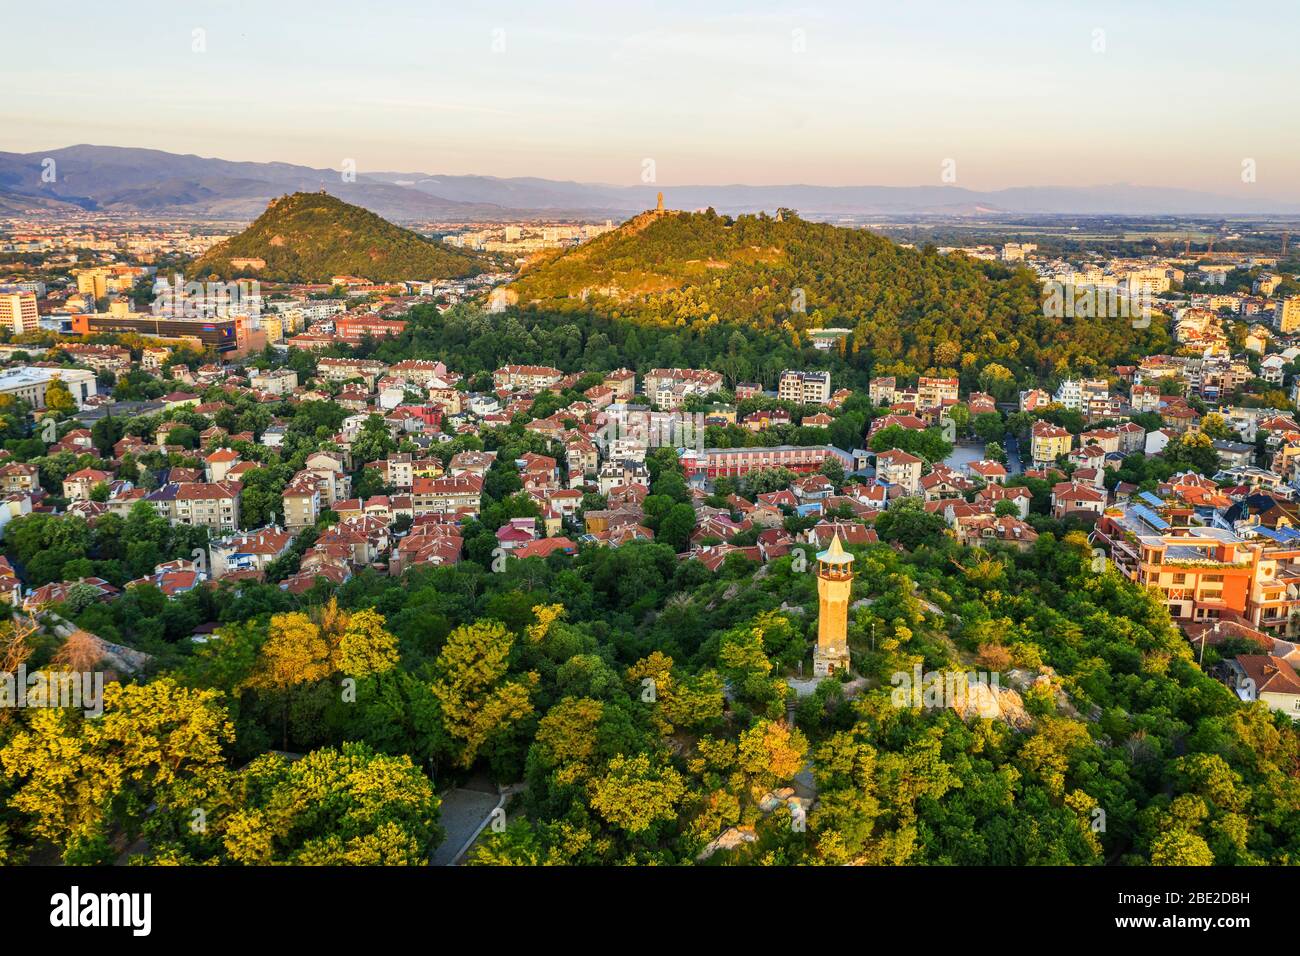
[696,825,757,861]
[949,678,1033,731]
[758,787,795,812]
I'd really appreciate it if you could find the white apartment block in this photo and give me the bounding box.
[249,368,299,395]
[0,292,40,335]
[0,366,97,409]
[1054,378,1108,412]
[778,370,831,405]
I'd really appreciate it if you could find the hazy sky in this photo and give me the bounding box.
[4,0,1298,197]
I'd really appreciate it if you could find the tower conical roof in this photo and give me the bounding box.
[816,532,854,565]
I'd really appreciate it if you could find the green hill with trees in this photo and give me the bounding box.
[509,207,1169,385]
[189,191,483,283]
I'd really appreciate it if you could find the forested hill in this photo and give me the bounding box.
[189,192,483,283]
[510,208,1166,381]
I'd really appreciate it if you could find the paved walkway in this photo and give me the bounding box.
[431,775,525,866]
[432,788,500,866]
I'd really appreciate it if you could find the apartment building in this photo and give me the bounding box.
[1144,537,1250,621]
[0,292,39,335]
[1275,296,1300,334]
[62,468,112,502]
[1054,378,1108,412]
[868,376,897,406]
[74,266,111,299]
[140,347,171,371]
[411,473,483,518]
[304,451,351,504]
[565,435,599,477]
[1253,274,1282,296]
[210,526,295,579]
[425,379,463,414]
[1194,359,1252,401]
[1019,388,1052,413]
[387,360,454,387]
[493,364,563,392]
[1243,536,1300,636]
[1095,509,1254,625]
[449,450,496,477]
[169,482,241,531]
[335,315,407,341]
[1114,421,1147,454]
[778,370,832,405]
[1001,242,1036,261]
[1119,266,1172,295]
[1130,384,1161,413]
[1050,481,1107,520]
[249,368,299,395]
[916,376,959,411]
[597,459,651,495]
[377,453,414,490]
[198,448,239,484]
[1078,427,1121,455]
[0,463,38,494]
[58,343,132,375]
[601,368,636,400]
[0,366,97,409]
[283,474,322,530]
[977,483,1032,518]
[679,444,854,480]
[643,368,724,409]
[874,449,923,495]
[317,357,388,390]
[1030,420,1073,466]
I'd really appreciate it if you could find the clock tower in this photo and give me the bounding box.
[814,534,854,677]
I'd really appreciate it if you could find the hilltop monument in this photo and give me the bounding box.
[813,534,854,677]
[656,191,664,213]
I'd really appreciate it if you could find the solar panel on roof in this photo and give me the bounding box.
[1138,491,1164,508]
[1130,504,1170,532]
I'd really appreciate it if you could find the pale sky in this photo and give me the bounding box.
[3,0,1298,198]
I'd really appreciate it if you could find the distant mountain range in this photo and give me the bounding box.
[2,144,1298,221]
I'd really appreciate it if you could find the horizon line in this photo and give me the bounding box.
[7,142,1300,204]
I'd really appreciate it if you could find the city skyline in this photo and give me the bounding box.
[5,0,1300,200]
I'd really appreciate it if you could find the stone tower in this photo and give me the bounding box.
[814,534,854,677]
[656,191,664,213]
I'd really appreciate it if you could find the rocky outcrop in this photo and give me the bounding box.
[696,826,757,861]
[757,787,795,812]
[1006,666,1099,723]
[949,678,1033,731]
